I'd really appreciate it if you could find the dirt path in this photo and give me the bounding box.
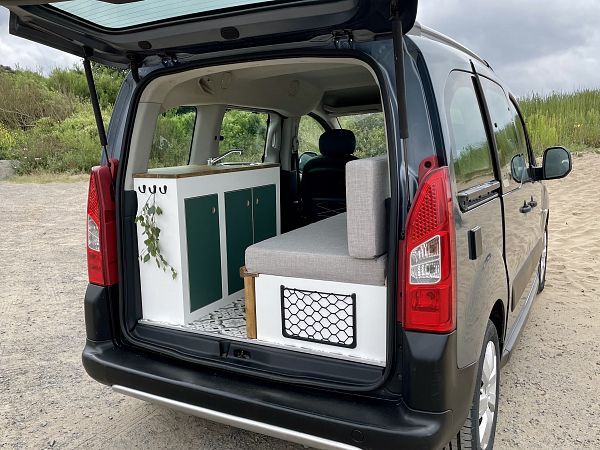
[1,155,599,449]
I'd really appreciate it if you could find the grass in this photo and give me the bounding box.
[519,90,600,153]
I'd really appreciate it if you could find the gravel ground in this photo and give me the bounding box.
[1,155,599,449]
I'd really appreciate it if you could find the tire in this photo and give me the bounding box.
[443,320,500,450]
[537,226,548,293]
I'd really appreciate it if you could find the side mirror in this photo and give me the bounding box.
[510,154,527,183]
[542,146,572,180]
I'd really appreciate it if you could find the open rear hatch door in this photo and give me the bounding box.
[1,0,417,67]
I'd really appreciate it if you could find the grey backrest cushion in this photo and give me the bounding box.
[345,156,389,259]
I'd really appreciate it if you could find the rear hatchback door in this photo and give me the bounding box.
[1,0,417,67]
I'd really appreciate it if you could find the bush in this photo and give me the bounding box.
[47,64,125,110]
[12,107,107,174]
[0,124,19,160]
[0,69,76,130]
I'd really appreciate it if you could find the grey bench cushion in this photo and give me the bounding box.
[245,213,387,286]
[346,156,389,259]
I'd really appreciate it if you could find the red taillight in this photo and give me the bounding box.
[87,163,118,286]
[400,166,456,333]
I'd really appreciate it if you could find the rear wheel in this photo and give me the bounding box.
[444,320,500,450]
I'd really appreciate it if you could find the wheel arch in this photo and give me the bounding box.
[489,299,505,350]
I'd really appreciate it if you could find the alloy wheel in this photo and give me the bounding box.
[478,341,497,449]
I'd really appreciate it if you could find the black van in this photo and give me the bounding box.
[1,1,572,449]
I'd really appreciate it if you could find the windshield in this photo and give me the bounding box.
[53,0,285,29]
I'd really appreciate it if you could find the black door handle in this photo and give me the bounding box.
[528,196,538,208]
[520,200,532,214]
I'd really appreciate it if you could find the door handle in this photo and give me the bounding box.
[520,200,532,214]
[528,196,538,208]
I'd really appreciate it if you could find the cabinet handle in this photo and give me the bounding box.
[246,200,251,207]
[211,207,216,214]
[256,197,260,205]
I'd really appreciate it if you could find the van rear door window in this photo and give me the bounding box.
[445,72,496,191]
[480,78,529,190]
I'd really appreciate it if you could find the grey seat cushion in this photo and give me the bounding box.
[245,213,387,286]
[346,156,389,259]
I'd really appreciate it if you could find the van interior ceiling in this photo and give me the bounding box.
[126,58,391,367]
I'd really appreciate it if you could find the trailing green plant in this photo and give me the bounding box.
[135,193,177,280]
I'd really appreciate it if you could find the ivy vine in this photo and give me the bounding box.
[135,193,177,280]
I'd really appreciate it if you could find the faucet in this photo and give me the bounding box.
[207,149,242,166]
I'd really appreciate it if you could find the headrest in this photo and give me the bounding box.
[319,129,356,158]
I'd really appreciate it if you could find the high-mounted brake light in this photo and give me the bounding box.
[87,163,118,286]
[400,166,456,333]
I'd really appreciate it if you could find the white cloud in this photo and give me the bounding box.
[0,8,80,74]
[417,0,600,95]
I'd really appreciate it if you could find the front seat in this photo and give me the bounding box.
[301,129,357,223]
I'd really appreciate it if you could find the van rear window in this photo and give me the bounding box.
[53,0,284,29]
[445,72,496,191]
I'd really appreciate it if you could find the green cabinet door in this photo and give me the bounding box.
[185,194,222,312]
[225,188,253,294]
[253,184,277,244]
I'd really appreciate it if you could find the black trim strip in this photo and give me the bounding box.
[457,180,501,212]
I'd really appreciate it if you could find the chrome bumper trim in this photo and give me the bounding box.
[113,385,360,450]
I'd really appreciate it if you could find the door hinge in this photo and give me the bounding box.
[160,54,180,68]
[333,30,354,49]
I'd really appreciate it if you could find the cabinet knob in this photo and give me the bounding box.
[211,207,216,214]
[256,197,260,205]
[246,200,251,207]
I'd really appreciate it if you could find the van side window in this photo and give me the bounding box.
[219,109,268,163]
[480,78,528,189]
[512,100,534,167]
[338,112,386,158]
[149,106,197,169]
[445,72,495,191]
[298,115,325,171]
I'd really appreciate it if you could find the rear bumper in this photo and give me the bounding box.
[85,339,459,450]
[83,284,476,449]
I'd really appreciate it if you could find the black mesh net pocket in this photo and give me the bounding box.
[280,286,356,348]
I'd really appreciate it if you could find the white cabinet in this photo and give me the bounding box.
[133,164,280,325]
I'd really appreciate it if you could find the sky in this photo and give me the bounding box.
[1,1,599,96]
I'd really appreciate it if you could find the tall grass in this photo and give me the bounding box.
[519,89,600,153]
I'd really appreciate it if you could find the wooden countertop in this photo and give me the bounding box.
[134,163,280,179]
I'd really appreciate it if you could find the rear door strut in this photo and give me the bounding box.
[82,48,112,177]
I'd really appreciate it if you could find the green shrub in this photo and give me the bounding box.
[0,124,19,160]
[12,107,107,174]
[47,64,125,110]
[0,69,76,130]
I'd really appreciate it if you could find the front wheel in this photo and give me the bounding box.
[444,320,500,450]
